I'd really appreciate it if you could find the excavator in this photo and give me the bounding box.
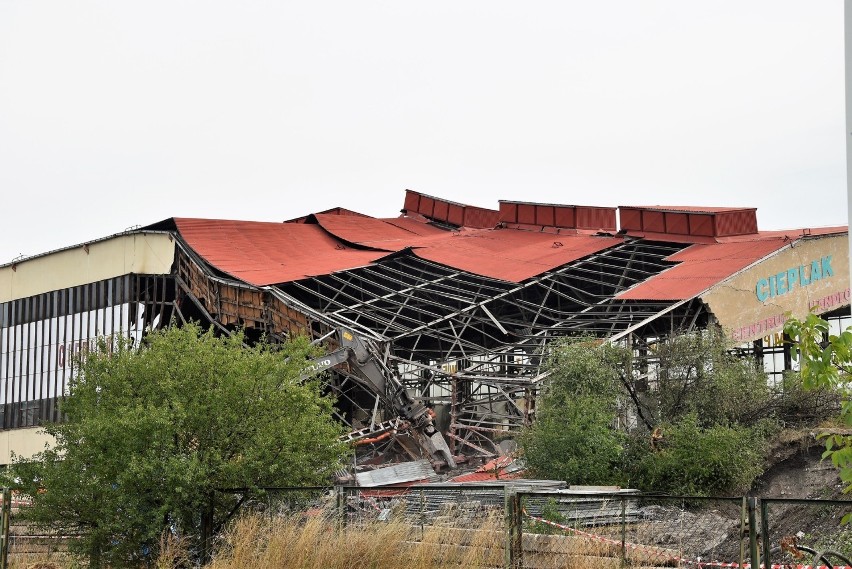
[301,328,456,469]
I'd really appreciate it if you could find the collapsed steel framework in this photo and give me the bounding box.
[167,233,711,464]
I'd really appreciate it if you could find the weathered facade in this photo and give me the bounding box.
[1,190,848,466]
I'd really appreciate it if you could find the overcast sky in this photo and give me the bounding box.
[0,1,846,264]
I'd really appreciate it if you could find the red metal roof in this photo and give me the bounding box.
[171,200,846,296]
[173,218,384,286]
[311,213,439,250]
[413,227,621,282]
[381,216,450,237]
[284,207,370,223]
[448,456,525,483]
[617,228,846,301]
[174,214,624,286]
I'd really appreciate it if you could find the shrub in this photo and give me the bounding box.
[627,414,766,496]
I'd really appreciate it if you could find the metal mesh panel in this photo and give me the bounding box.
[520,493,746,568]
[761,497,852,567]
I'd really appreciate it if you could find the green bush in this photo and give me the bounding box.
[519,337,628,485]
[520,395,626,485]
[627,414,766,496]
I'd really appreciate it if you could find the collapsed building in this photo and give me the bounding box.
[1,190,849,468]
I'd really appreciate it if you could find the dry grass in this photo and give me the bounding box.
[8,513,645,569]
[203,512,506,569]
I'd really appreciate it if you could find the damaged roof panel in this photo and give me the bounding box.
[413,229,622,283]
[311,213,446,250]
[173,218,385,286]
[618,239,792,300]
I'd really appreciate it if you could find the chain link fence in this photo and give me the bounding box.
[517,492,747,568]
[760,497,852,568]
[11,486,852,568]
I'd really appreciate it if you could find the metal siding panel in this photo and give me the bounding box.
[577,207,616,230]
[665,212,689,234]
[689,214,715,236]
[419,196,435,218]
[554,206,576,228]
[715,211,758,236]
[447,204,465,226]
[499,202,518,224]
[619,208,642,231]
[465,207,500,228]
[432,199,450,223]
[536,205,555,227]
[403,190,421,212]
[518,203,536,225]
[643,210,665,233]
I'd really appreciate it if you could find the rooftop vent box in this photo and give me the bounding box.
[618,206,758,237]
[403,190,500,229]
[499,201,617,231]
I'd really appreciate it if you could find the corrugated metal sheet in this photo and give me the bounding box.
[173,201,846,296]
[617,239,789,300]
[382,217,450,237]
[414,229,621,283]
[355,459,438,487]
[448,456,526,483]
[284,207,369,223]
[174,215,623,287]
[312,214,433,250]
[173,218,384,286]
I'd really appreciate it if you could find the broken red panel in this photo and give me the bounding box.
[576,206,617,231]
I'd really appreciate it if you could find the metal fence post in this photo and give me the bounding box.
[335,486,346,528]
[504,489,511,569]
[505,491,523,569]
[760,499,770,567]
[620,496,627,566]
[0,488,9,569]
[747,497,759,569]
[419,488,425,541]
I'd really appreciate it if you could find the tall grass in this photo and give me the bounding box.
[10,512,631,568]
[200,512,506,569]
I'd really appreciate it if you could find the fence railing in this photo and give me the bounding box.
[9,485,852,568]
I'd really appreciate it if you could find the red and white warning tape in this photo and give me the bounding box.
[522,509,851,569]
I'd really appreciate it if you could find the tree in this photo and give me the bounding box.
[8,323,348,567]
[785,313,852,500]
[651,329,775,428]
[520,331,774,495]
[519,338,629,485]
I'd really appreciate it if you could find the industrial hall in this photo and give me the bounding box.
[1,189,849,467]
